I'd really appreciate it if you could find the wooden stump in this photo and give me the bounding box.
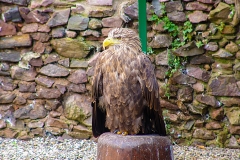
[97,132,173,160]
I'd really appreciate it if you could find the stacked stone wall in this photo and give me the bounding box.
[0,0,240,148]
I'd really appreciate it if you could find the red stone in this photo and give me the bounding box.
[97,133,173,160]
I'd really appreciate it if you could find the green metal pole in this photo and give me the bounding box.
[138,0,147,53]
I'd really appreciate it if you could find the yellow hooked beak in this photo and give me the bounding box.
[102,37,120,50]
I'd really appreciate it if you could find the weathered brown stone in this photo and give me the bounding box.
[89,6,115,18]
[29,57,43,67]
[63,94,92,123]
[36,86,62,99]
[193,128,215,140]
[155,50,168,66]
[70,59,88,68]
[149,34,172,48]
[58,58,70,68]
[192,82,204,93]
[177,86,193,102]
[196,94,219,107]
[212,48,234,58]
[31,32,50,42]
[186,1,212,11]
[45,99,60,111]
[46,117,68,129]
[209,107,224,120]
[0,34,32,49]
[165,1,183,12]
[208,2,232,24]
[0,119,6,129]
[0,92,16,104]
[32,41,46,54]
[229,126,240,135]
[0,76,17,91]
[19,7,50,24]
[188,102,208,115]
[45,126,64,135]
[225,136,240,149]
[171,72,197,85]
[38,24,51,32]
[35,75,55,88]
[0,128,18,138]
[187,66,211,82]
[225,41,239,53]
[0,20,16,36]
[220,97,240,107]
[174,41,204,57]
[67,15,89,31]
[13,96,27,105]
[50,38,92,59]
[190,55,214,65]
[14,105,32,119]
[67,83,87,93]
[67,69,88,84]
[194,120,205,127]
[18,81,36,93]
[123,1,138,21]
[21,23,38,33]
[39,64,69,77]
[206,121,222,130]
[52,27,66,38]
[167,11,187,22]
[102,17,123,28]
[160,99,179,110]
[49,111,61,118]
[225,107,240,125]
[46,8,70,27]
[188,11,208,23]
[11,66,37,81]
[28,121,44,128]
[208,76,240,96]
[155,66,168,80]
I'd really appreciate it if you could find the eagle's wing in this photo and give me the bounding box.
[91,52,109,137]
[138,54,166,136]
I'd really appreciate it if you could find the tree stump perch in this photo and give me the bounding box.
[97,133,173,160]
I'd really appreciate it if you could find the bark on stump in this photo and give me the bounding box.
[97,132,173,160]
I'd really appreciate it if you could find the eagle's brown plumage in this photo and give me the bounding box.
[91,28,166,137]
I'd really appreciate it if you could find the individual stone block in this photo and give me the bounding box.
[0,34,32,49]
[2,6,22,22]
[47,8,70,27]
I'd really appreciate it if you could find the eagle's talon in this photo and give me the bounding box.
[113,130,120,134]
[117,131,122,135]
[122,131,128,136]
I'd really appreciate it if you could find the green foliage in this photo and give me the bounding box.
[162,16,179,37]
[162,83,171,99]
[182,21,193,41]
[165,50,185,78]
[147,46,154,55]
[172,38,185,50]
[217,22,225,32]
[229,4,235,19]
[196,40,204,48]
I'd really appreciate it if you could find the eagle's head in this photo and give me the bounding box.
[103,28,141,51]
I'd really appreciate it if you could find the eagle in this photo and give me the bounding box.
[91,28,166,137]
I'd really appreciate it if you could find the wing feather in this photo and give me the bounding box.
[138,54,166,136]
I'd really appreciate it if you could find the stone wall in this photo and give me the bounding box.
[0,0,240,148]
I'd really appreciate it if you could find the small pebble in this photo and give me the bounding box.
[0,137,239,160]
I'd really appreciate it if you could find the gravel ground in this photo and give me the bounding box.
[0,137,239,160]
